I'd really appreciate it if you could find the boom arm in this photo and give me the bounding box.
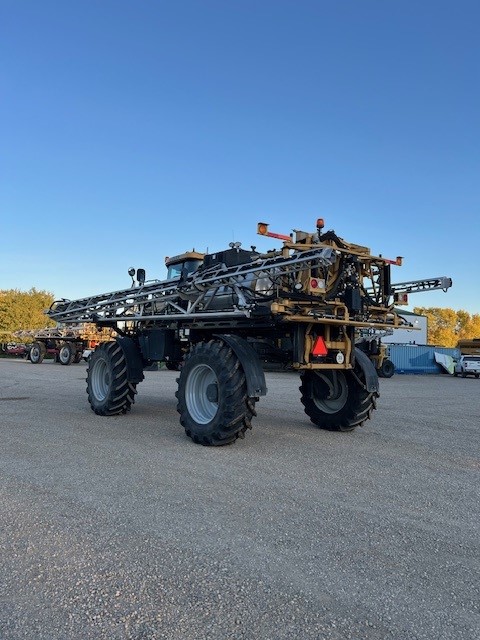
[47,247,336,325]
[46,223,438,336]
[390,276,452,295]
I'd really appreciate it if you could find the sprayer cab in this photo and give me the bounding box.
[165,251,205,280]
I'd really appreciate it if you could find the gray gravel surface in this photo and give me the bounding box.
[0,358,479,639]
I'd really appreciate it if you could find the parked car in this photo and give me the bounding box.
[454,355,480,378]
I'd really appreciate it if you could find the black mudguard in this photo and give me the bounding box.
[116,337,145,384]
[354,347,380,393]
[214,334,267,398]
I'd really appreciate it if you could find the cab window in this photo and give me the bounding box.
[167,260,202,280]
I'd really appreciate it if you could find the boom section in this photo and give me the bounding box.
[47,237,414,332]
[48,246,335,325]
[389,276,452,295]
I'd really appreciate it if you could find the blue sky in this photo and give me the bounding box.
[1,0,479,313]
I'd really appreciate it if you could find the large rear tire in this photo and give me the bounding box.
[29,342,46,364]
[87,342,137,415]
[59,342,75,365]
[176,340,257,446]
[300,365,378,432]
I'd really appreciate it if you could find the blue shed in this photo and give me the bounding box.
[387,344,460,374]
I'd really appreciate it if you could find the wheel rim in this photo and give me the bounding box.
[59,347,70,363]
[91,357,110,401]
[185,364,218,424]
[31,346,39,361]
[312,371,348,414]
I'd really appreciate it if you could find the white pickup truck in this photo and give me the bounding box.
[454,355,480,378]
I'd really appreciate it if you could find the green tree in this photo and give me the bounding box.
[0,288,55,340]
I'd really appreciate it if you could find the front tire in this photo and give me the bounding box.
[300,365,378,432]
[176,340,257,446]
[87,342,137,415]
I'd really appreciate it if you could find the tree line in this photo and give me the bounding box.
[0,288,55,341]
[413,307,480,347]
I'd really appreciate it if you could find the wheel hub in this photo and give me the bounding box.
[90,358,110,402]
[206,383,219,403]
[312,371,348,414]
[185,364,219,424]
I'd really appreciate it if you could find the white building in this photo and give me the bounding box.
[383,309,428,345]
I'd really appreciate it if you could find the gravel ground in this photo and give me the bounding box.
[0,358,479,639]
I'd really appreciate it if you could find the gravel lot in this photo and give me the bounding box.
[0,358,478,640]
